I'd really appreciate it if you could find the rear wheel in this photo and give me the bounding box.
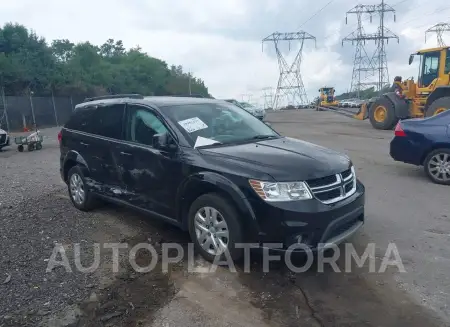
[423,149,450,185]
[369,97,398,130]
[426,96,450,117]
[67,166,98,211]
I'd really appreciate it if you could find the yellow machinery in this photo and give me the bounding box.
[355,46,450,130]
[319,87,339,107]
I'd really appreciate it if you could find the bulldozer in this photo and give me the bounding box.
[318,87,339,107]
[355,46,450,130]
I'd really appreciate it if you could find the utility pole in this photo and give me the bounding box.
[262,32,316,110]
[425,23,450,47]
[188,71,192,95]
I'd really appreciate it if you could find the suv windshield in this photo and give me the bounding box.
[163,102,279,147]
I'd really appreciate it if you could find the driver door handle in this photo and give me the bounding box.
[120,151,132,156]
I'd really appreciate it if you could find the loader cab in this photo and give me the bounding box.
[409,47,450,90]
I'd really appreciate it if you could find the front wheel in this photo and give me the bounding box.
[425,96,450,117]
[423,149,450,185]
[369,97,398,130]
[188,193,243,263]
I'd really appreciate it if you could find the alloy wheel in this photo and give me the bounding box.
[70,173,85,205]
[428,153,450,182]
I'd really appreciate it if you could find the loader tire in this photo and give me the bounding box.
[369,97,398,130]
[425,96,450,117]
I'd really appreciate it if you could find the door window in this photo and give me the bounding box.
[90,104,125,139]
[445,50,450,74]
[422,52,440,86]
[126,105,169,146]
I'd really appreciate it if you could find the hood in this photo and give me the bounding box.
[200,136,351,181]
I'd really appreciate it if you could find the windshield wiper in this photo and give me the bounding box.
[250,135,278,140]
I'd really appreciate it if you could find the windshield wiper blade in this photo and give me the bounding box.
[251,135,277,140]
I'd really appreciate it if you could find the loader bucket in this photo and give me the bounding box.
[353,103,369,120]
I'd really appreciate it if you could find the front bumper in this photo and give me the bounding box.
[246,180,365,251]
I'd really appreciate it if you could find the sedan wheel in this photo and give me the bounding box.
[426,151,450,184]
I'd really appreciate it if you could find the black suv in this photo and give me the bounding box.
[59,94,365,261]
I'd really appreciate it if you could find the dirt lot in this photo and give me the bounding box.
[0,110,449,327]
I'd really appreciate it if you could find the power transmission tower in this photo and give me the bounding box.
[373,0,399,92]
[342,5,378,98]
[342,1,398,96]
[261,87,274,109]
[425,23,450,47]
[262,32,316,110]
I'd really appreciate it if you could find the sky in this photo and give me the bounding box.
[1,0,450,106]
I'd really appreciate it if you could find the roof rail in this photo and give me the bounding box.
[168,94,215,99]
[83,94,144,102]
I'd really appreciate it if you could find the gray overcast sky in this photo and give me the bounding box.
[1,0,450,104]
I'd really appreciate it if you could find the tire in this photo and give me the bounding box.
[188,193,244,263]
[423,148,450,185]
[369,96,398,130]
[425,96,450,117]
[18,145,24,152]
[35,142,42,150]
[67,166,98,211]
[27,143,34,151]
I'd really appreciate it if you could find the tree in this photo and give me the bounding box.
[0,23,211,97]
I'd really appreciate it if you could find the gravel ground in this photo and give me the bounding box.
[0,112,449,327]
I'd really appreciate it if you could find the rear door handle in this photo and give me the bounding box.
[80,142,89,146]
[120,151,132,156]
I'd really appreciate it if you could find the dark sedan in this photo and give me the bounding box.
[390,110,450,185]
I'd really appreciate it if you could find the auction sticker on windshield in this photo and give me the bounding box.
[178,117,208,133]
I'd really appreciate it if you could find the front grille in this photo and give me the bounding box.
[306,166,356,204]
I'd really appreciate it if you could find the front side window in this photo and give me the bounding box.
[421,51,440,86]
[162,102,279,147]
[445,49,450,74]
[126,105,169,146]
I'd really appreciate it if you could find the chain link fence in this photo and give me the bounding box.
[0,94,85,132]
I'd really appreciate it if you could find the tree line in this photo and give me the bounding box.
[335,85,391,100]
[0,23,210,98]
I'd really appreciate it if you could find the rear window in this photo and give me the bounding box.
[65,107,95,132]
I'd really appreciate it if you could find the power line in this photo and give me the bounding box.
[298,0,335,29]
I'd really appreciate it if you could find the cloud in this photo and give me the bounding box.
[1,0,449,105]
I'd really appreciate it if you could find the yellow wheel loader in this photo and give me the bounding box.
[318,87,339,107]
[355,46,450,130]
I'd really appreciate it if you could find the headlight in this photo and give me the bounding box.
[249,180,313,202]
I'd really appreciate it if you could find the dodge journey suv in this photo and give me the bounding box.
[59,94,365,262]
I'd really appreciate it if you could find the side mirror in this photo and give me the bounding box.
[152,132,177,151]
[408,54,414,65]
